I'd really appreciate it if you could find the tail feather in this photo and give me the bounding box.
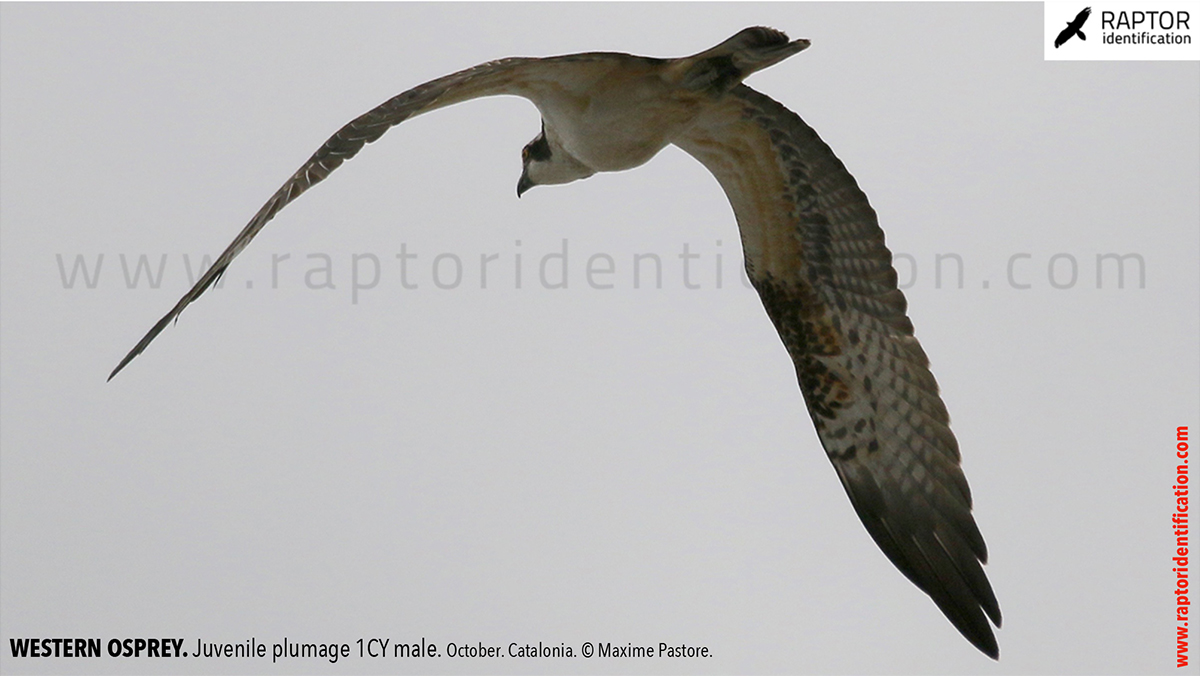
[677,27,810,95]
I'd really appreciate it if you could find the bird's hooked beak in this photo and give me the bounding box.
[516,169,534,198]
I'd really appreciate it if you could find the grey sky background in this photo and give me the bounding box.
[2,2,1198,674]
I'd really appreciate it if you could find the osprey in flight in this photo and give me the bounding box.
[109,28,1001,658]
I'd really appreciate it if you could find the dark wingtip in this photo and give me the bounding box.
[107,306,181,381]
[108,262,229,381]
[107,347,140,381]
[975,630,1000,660]
[107,334,148,382]
[982,643,1000,661]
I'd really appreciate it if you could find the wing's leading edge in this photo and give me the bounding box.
[107,56,552,380]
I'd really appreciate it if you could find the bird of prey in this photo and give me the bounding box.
[109,27,1001,658]
[1055,7,1092,48]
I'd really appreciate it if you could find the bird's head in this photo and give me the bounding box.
[517,124,594,197]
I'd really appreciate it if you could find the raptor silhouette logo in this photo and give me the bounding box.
[1055,6,1092,47]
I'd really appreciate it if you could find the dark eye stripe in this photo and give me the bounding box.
[526,134,552,162]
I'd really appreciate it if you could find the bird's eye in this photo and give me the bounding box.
[521,147,530,161]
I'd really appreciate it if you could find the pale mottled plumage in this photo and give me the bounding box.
[109,28,1001,657]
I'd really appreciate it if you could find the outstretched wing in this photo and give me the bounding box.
[1073,6,1093,29]
[673,85,1001,658]
[108,54,609,380]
